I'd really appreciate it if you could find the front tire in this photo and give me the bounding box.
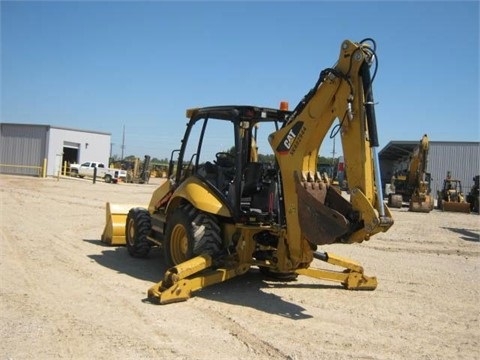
[164,203,222,268]
[125,208,152,258]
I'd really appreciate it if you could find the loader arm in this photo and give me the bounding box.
[268,39,393,268]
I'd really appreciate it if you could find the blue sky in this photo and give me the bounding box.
[1,1,479,159]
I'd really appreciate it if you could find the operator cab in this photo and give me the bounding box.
[170,105,291,222]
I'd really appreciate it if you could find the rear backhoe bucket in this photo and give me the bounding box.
[295,178,350,245]
[409,195,433,213]
[101,202,146,245]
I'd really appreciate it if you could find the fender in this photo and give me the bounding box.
[166,177,232,217]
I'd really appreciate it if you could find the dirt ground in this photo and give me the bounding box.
[0,174,479,360]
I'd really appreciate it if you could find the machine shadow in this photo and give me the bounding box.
[441,227,480,242]
[85,239,166,282]
[195,269,341,319]
[83,239,114,247]
[85,238,338,316]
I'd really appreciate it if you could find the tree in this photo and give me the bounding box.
[257,153,275,163]
[318,156,335,165]
[123,155,137,162]
[151,157,169,165]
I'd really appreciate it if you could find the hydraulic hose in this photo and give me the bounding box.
[360,61,385,216]
[360,62,378,148]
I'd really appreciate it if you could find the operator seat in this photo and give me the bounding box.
[242,162,264,197]
[240,162,278,219]
[200,161,226,192]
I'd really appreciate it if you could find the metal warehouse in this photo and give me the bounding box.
[0,123,111,177]
[379,139,480,199]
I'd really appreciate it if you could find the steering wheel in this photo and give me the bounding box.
[215,152,235,168]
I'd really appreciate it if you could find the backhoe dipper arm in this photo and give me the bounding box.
[406,134,433,212]
[408,134,429,191]
[268,39,393,268]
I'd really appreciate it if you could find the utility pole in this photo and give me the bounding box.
[331,136,336,164]
[121,124,125,160]
[331,136,337,179]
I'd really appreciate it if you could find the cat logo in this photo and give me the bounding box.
[276,122,305,155]
[284,129,296,149]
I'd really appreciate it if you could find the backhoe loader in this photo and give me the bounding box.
[388,134,434,212]
[102,39,394,304]
[437,171,471,213]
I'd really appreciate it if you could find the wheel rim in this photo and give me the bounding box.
[127,218,135,246]
[170,223,189,264]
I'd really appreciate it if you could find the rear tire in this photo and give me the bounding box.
[259,267,298,281]
[104,174,112,183]
[388,194,403,208]
[125,208,152,258]
[164,203,222,268]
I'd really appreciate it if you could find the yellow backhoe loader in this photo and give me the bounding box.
[437,171,471,213]
[102,39,394,304]
[388,135,434,212]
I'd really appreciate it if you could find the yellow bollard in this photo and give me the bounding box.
[42,158,47,178]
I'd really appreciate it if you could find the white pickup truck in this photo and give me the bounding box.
[69,161,127,183]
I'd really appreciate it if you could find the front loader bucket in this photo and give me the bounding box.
[409,195,433,213]
[442,201,471,213]
[101,202,145,245]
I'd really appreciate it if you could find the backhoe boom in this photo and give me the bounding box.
[268,39,393,268]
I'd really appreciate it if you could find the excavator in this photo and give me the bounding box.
[388,134,434,212]
[102,39,394,304]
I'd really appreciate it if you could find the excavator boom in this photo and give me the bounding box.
[408,134,434,212]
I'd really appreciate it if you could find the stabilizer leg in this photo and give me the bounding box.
[295,251,377,290]
[147,255,246,304]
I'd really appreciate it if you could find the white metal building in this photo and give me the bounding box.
[0,123,111,177]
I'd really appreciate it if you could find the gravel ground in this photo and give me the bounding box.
[1,174,479,360]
